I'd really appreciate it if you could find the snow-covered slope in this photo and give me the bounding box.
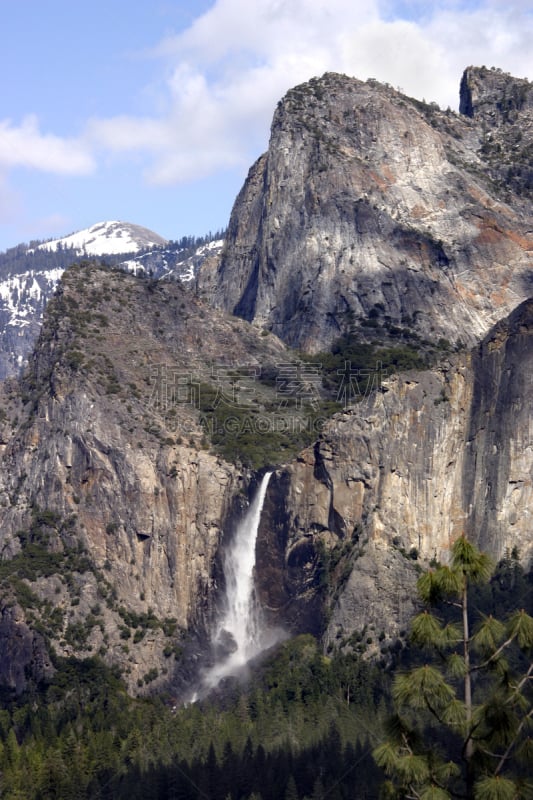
[36,221,168,257]
[0,224,224,380]
[122,238,224,282]
[0,269,64,377]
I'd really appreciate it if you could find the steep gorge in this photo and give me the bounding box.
[0,66,531,697]
[0,264,290,693]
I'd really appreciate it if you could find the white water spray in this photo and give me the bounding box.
[201,471,277,691]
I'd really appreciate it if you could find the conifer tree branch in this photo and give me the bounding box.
[470,635,515,672]
[494,705,533,776]
[507,659,533,698]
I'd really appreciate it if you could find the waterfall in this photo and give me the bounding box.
[200,471,276,691]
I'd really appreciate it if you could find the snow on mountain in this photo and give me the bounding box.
[36,221,168,257]
[0,268,65,377]
[122,238,225,282]
[174,239,225,282]
[0,269,64,318]
[0,224,225,380]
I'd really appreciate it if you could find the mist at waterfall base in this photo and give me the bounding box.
[195,472,285,698]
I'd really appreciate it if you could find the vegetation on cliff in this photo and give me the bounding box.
[0,549,530,799]
[0,64,531,799]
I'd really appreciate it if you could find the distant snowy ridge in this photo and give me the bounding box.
[0,269,64,320]
[0,223,225,379]
[174,239,225,282]
[123,238,225,282]
[34,221,168,257]
[0,268,65,374]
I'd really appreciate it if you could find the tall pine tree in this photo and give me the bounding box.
[373,536,533,799]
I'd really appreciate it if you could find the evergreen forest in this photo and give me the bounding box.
[0,548,531,799]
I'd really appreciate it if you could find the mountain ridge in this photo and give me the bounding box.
[0,65,531,700]
[0,222,224,380]
[32,220,169,257]
[201,67,532,353]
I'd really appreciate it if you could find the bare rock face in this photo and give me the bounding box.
[0,263,288,693]
[460,65,533,119]
[462,299,533,557]
[0,68,532,694]
[202,70,532,352]
[460,66,533,199]
[256,299,533,646]
[0,603,53,692]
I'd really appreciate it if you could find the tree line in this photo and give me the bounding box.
[0,543,531,798]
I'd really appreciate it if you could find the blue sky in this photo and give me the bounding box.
[0,0,531,252]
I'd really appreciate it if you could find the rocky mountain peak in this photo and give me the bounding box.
[203,69,532,353]
[0,227,224,381]
[459,66,533,200]
[36,220,168,257]
[459,65,533,125]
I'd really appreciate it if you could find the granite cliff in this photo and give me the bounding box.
[256,298,533,650]
[0,263,290,693]
[200,67,533,658]
[0,66,531,696]
[201,67,532,352]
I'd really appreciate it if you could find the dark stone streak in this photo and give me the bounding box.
[463,299,533,554]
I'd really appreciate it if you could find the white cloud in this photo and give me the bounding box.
[86,116,168,154]
[425,4,532,87]
[84,0,531,187]
[4,0,531,196]
[0,115,95,175]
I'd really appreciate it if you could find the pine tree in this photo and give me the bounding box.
[285,773,299,800]
[373,536,533,799]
